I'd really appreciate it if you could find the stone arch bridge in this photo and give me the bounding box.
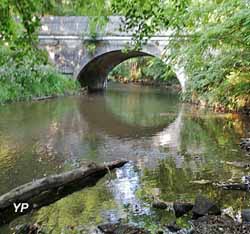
[39,16,187,91]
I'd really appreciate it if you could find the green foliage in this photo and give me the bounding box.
[109,60,131,79]
[0,0,82,104]
[48,0,110,16]
[85,42,97,55]
[143,58,177,82]
[109,57,179,84]
[177,2,250,110]
[33,182,117,234]
[0,0,47,47]
[88,16,109,38]
[0,46,79,104]
[111,0,190,49]
[46,0,110,37]
[111,0,250,111]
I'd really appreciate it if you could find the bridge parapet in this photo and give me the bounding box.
[40,16,169,37]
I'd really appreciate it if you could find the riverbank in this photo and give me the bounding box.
[108,77,181,92]
[13,196,250,234]
[186,97,250,116]
[0,64,80,105]
[183,72,250,115]
[109,78,250,115]
[0,42,81,105]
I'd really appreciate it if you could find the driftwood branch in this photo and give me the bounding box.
[0,160,128,225]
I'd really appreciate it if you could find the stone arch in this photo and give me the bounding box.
[76,44,185,91]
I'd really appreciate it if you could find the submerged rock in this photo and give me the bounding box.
[240,138,250,152]
[222,207,241,222]
[173,202,193,218]
[164,224,193,234]
[242,209,250,223]
[97,223,150,234]
[15,224,39,234]
[192,195,221,219]
[166,222,181,232]
[242,175,250,184]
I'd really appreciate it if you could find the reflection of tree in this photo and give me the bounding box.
[105,85,180,127]
[141,158,250,212]
[0,136,19,193]
[139,114,250,213]
[32,180,117,234]
[0,97,100,195]
[180,115,246,164]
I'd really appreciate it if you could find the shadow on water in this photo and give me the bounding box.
[0,83,250,233]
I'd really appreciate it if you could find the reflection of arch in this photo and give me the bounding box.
[153,107,183,150]
[78,94,178,139]
[76,46,185,91]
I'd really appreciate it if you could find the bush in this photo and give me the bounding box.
[109,57,179,85]
[0,46,79,104]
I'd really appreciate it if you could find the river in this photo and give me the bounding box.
[0,83,250,233]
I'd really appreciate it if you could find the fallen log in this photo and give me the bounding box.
[0,160,128,226]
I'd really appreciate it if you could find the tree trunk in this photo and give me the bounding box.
[0,160,127,226]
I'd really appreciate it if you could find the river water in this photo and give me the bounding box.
[0,83,250,233]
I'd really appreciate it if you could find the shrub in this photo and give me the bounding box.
[0,46,79,104]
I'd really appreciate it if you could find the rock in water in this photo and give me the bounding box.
[173,202,193,218]
[240,138,250,152]
[152,201,169,209]
[242,209,250,223]
[98,223,150,234]
[166,222,181,232]
[15,224,39,234]
[192,195,221,219]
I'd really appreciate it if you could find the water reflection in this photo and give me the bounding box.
[0,83,250,233]
[79,84,180,139]
[153,107,183,149]
[107,162,151,220]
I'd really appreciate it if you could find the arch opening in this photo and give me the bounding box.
[108,57,180,89]
[76,50,182,92]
